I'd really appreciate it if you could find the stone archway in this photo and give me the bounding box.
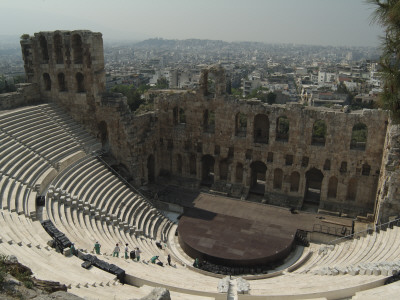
[304,168,324,208]
[201,155,215,187]
[97,121,109,151]
[250,161,267,195]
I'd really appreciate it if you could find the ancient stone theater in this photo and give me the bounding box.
[0,30,399,299]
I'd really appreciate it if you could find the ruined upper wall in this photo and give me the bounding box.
[153,67,389,217]
[20,30,105,127]
[375,123,400,223]
[0,83,40,110]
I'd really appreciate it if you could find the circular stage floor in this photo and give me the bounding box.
[178,207,295,266]
[176,192,352,267]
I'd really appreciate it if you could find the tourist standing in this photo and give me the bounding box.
[113,243,120,257]
[124,243,129,259]
[93,241,101,255]
[135,247,142,262]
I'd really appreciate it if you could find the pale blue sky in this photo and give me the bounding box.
[1,0,383,46]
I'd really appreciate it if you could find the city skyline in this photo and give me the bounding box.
[2,0,383,47]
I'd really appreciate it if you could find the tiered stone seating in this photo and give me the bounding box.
[296,226,400,277]
[3,103,400,299]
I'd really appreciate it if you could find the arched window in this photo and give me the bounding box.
[189,154,197,175]
[362,162,371,176]
[254,114,269,143]
[219,160,229,181]
[347,178,357,201]
[235,112,247,137]
[39,35,49,63]
[72,34,83,64]
[276,116,289,142]
[327,176,338,199]
[203,110,215,133]
[235,163,243,183]
[250,161,267,194]
[290,171,300,192]
[350,123,367,150]
[76,72,85,92]
[173,106,178,125]
[53,33,63,64]
[323,159,331,170]
[273,168,283,190]
[179,108,186,124]
[312,119,327,146]
[43,73,51,91]
[201,155,215,186]
[57,73,67,92]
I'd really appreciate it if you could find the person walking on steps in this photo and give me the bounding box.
[135,247,142,262]
[125,243,129,259]
[113,243,120,257]
[167,254,172,266]
[93,241,101,255]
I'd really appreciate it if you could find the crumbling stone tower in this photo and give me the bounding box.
[20,30,105,127]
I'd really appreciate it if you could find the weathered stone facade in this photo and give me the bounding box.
[374,122,400,223]
[19,30,398,220]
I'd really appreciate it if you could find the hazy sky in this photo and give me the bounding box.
[2,0,383,46]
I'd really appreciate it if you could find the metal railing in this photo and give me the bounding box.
[312,223,351,237]
[328,217,400,245]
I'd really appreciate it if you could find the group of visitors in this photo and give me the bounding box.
[71,240,172,266]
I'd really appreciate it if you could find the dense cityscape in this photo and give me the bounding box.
[0,36,382,110]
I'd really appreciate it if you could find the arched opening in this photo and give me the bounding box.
[53,33,63,64]
[76,72,85,93]
[327,176,338,199]
[203,110,215,133]
[235,163,243,183]
[253,114,269,143]
[179,108,186,124]
[276,116,289,142]
[176,154,183,175]
[42,73,51,91]
[57,73,67,92]
[304,168,324,208]
[362,163,371,176]
[39,35,49,63]
[250,161,267,195]
[311,120,327,146]
[72,34,83,64]
[97,121,109,151]
[347,178,357,201]
[173,106,178,125]
[201,155,215,186]
[147,155,155,183]
[273,168,283,190]
[350,123,367,150]
[290,171,300,192]
[189,153,197,176]
[235,112,247,137]
[219,159,229,181]
[323,159,331,170]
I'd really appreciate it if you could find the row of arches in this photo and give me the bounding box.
[162,154,363,204]
[42,72,85,93]
[198,110,367,149]
[39,33,83,65]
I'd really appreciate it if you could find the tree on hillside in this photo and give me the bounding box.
[368,0,400,122]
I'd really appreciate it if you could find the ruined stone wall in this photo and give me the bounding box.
[154,66,389,216]
[374,122,400,223]
[0,83,40,110]
[95,92,159,185]
[18,32,393,219]
[20,30,105,129]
